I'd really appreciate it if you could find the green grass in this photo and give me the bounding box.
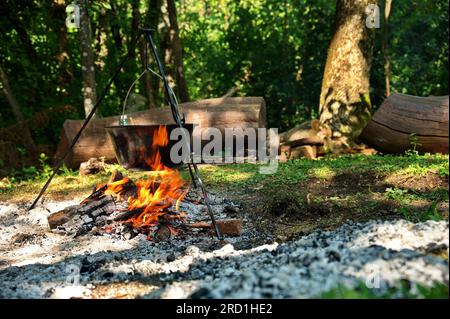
[383,186,447,222]
[0,162,150,202]
[321,282,449,299]
[200,153,449,189]
[198,153,448,225]
[2,153,447,192]
[0,153,448,225]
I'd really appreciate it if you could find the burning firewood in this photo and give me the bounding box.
[108,208,143,222]
[48,195,117,235]
[80,184,108,204]
[81,174,137,205]
[48,125,234,240]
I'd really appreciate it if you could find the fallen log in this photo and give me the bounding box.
[55,97,266,168]
[283,137,324,148]
[360,93,449,154]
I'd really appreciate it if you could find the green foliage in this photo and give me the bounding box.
[407,133,422,154]
[6,153,54,181]
[419,202,443,222]
[385,187,445,222]
[38,153,53,179]
[180,0,334,130]
[384,187,409,202]
[371,0,449,107]
[0,0,448,162]
[399,202,444,223]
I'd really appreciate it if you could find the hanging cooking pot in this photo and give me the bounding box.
[105,69,193,170]
[105,123,194,170]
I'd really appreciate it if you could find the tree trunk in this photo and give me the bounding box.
[382,0,392,97]
[0,64,37,153]
[318,0,377,151]
[50,0,73,89]
[132,0,157,108]
[147,0,163,105]
[159,1,174,102]
[166,0,190,102]
[94,5,109,72]
[79,0,97,118]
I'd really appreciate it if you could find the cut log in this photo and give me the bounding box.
[283,136,324,148]
[278,145,291,162]
[155,224,172,241]
[109,208,142,222]
[360,93,449,154]
[48,195,116,235]
[82,178,137,205]
[55,97,266,168]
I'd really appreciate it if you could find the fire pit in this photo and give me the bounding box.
[29,29,223,240]
[48,124,192,238]
[46,168,243,240]
[46,123,241,240]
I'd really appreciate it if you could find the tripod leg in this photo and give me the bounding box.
[190,162,223,240]
[143,29,223,241]
[187,163,197,188]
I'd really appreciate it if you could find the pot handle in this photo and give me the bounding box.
[121,69,150,118]
[121,66,181,124]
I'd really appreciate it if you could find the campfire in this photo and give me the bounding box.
[47,125,242,240]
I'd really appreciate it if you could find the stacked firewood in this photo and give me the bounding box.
[278,120,329,160]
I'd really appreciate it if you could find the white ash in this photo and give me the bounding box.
[0,195,448,299]
[163,219,448,299]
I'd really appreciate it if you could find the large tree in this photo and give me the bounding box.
[158,0,189,102]
[166,0,190,102]
[382,0,392,97]
[133,0,158,108]
[318,0,378,151]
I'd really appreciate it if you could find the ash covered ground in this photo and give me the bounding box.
[0,188,448,298]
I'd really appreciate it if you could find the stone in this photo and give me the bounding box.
[79,158,105,176]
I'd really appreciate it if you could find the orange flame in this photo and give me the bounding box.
[102,125,187,229]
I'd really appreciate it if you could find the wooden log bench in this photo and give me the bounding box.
[360,93,449,154]
[55,97,266,168]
